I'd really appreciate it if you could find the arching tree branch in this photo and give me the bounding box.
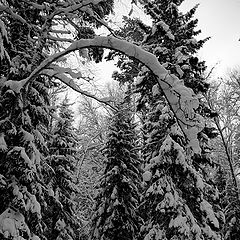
[5,36,203,153]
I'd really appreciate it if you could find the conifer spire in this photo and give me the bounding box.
[90,97,142,240]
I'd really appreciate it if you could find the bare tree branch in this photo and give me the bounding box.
[41,69,116,110]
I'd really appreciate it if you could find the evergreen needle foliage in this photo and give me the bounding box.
[90,100,142,240]
[112,0,224,239]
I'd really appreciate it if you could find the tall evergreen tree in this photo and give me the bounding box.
[46,96,80,240]
[0,1,55,238]
[90,98,142,240]
[112,1,224,239]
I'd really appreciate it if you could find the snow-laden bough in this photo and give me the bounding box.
[5,36,204,153]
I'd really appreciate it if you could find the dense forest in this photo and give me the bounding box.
[0,0,239,239]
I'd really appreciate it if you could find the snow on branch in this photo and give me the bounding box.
[47,34,73,43]
[0,19,10,62]
[41,67,116,110]
[57,0,104,15]
[0,4,27,24]
[80,6,116,36]
[12,36,203,153]
[49,64,83,79]
[0,208,32,239]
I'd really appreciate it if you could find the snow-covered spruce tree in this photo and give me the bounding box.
[112,1,224,239]
[45,96,80,240]
[76,86,129,234]
[139,1,223,239]
[90,98,142,240]
[0,0,114,239]
[0,2,55,239]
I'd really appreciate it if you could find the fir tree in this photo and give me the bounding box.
[112,1,224,239]
[0,1,54,238]
[90,99,142,240]
[45,96,80,240]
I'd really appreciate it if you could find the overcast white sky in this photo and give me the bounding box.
[180,0,240,76]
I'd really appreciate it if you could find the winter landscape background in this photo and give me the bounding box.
[0,0,240,239]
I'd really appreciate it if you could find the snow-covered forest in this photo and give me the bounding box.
[0,0,240,239]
